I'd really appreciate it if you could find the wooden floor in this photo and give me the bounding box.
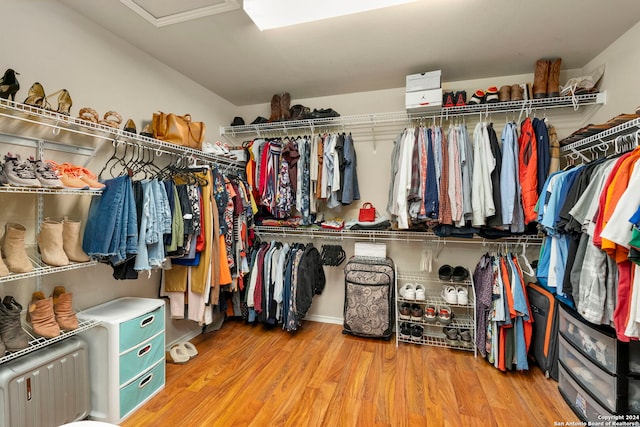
[121,320,578,427]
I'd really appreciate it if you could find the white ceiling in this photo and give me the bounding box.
[59,0,640,106]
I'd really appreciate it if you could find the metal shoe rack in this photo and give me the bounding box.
[395,270,477,356]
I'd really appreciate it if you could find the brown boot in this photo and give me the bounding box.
[269,94,281,122]
[0,296,29,351]
[498,85,511,102]
[547,58,562,98]
[280,92,291,121]
[52,286,78,330]
[2,223,33,273]
[62,218,90,262]
[511,84,524,101]
[0,252,8,277]
[28,292,60,338]
[37,220,69,267]
[533,59,550,99]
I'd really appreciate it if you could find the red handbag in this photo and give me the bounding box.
[358,202,376,222]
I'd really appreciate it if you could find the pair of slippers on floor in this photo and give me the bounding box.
[169,341,198,364]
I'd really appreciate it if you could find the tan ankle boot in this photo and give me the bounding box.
[2,223,33,273]
[532,59,550,99]
[0,253,8,277]
[547,58,562,97]
[28,292,60,338]
[62,218,90,262]
[37,220,69,267]
[511,84,524,101]
[51,286,78,330]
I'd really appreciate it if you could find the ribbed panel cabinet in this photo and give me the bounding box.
[78,297,165,424]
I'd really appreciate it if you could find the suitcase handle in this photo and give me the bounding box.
[140,314,155,328]
[137,343,152,357]
[139,373,153,389]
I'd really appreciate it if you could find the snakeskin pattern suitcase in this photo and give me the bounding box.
[343,256,395,339]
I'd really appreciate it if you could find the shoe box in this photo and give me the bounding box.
[405,70,442,112]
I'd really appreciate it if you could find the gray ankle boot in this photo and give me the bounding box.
[0,296,30,351]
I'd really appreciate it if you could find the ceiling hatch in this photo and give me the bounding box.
[120,0,239,27]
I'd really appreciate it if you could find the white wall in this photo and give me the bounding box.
[0,0,237,345]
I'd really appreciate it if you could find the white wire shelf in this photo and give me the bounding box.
[0,318,101,365]
[0,185,103,195]
[398,313,475,329]
[254,225,544,244]
[0,98,244,169]
[221,92,605,137]
[397,292,476,309]
[397,334,475,352]
[396,270,472,285]
[0,246,98,284]
[561,117,640,159]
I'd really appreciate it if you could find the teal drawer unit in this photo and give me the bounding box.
[78,297,166,424]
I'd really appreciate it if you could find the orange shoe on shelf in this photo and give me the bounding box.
[58,173,90,190]
[47,161,105,190]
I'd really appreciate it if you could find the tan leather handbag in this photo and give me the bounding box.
[152,112,206,150]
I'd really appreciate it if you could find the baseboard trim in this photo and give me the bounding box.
[305,314,343,325]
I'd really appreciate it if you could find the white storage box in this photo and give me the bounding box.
[406,70,441,92]
[406,89,442,111]
[354,242,387,258]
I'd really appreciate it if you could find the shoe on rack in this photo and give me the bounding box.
[399,322,412,340]
[456,286,469,305]
[123,119,137,134]
[443,327,459,345]
[27,157,63,188]
[442,92,455,108]
[0,296,29,351]
[410,304,424,321]
[99,111,122,128]
[250,116,269,125]
[23,82,50,109]
[411,324,424,343]
[400,283,416,300]
[37,220,70,267]
[3,153,40,187]
[498,85,511,102]
[452,266,469,282]
[424,304,437,324]
[459,329,473,349]
[399,302,411,320]
[485,86,499,103]
[62,217,90,262]
[280,92,291,121]
[454,91,467,107]
[547,58,562,98]
[0,252,8,277]
[0,68,20,101]
[441,285,457,304]
[46,89,72,115]
[437,306,453,325]
[438,264,453,281]
[467,90,485,105]
[510,84,525,101]
[51,286,78,330]
[2,223,33,273]
[269,94,282,122]
[533,59,550,99]
[415,283,426,301]
[27,292,60,338]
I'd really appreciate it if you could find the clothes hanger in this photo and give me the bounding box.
[518,241,535,276]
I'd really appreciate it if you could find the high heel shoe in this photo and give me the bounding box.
[23,82,50,109]
[123,119,137,134]
[0,69,20,101]
[46,89,72,115]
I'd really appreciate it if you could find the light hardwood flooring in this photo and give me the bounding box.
[121,320,579,426]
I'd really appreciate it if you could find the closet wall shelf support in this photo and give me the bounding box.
[221,92,605,138]
[0,98,245,170]
[254,225,544,245]
[561,117,640,154]
[0,318,101,366]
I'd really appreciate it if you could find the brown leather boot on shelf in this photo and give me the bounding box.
[547,58,562,97]
[0,253,8,277]
[511,84,525,101]
[62,218,90,262]
[0,296,30,351]
[51,286,78,330]
[533,59,550,99]
[498,85,511,102]
[280,92,291,121]
[269,94,281,122]
[2,223,33,273]
[37,220,69,267]
[27,291,60,338]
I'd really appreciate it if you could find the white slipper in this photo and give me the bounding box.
[169,344,190,364]
[180,341,198,359]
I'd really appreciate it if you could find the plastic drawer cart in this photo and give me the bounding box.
[78,297,166,424]
[0,337,90,427]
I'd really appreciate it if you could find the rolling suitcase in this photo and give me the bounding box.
[343,256,395,339]
[0,336,90,427]
[527,282,559,380]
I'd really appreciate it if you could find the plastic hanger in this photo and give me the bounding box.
[519,242,535,276]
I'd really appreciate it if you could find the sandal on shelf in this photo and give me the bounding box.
[24,82,51,109]
[46,89,72,115]
[179,341,198,359]
[99,110,122,128]
[123,118,137,134]
[168,344,189,364]
[78,107,99,123]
